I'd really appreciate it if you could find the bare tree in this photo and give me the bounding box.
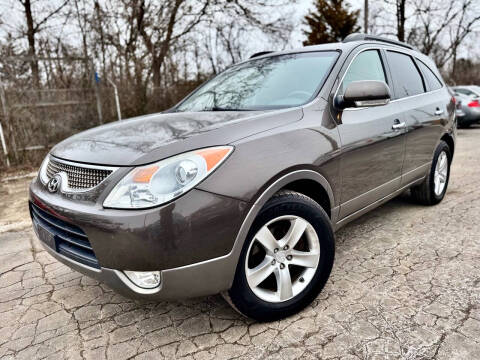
[377,0,480,74]
[396,0,406,41]
[408,0,480,70]
[447,0,480,78]
[136,0,209,87]
[15,0,70,86]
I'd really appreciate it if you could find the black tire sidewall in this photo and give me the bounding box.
[229,193,335,321]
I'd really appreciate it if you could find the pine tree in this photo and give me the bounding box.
[303,0,361,45]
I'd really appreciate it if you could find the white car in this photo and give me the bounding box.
[453,85,480,98]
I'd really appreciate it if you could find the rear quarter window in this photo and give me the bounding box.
[386,51,425,98]
[417,60,443,91]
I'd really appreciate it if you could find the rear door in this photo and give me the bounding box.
[385,50,448,186]
[334,48,406,219]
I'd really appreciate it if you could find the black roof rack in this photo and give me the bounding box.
[343,33,415,50]
[249,51,274,59]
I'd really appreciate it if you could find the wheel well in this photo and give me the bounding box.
[281,179,331,218]
[441,133,454,157]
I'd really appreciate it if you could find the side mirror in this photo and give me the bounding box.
[335,80,391,109]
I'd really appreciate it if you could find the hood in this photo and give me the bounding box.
[51,108,303,166]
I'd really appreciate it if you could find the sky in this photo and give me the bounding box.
[1,0,478,62]
[0,0,388,51]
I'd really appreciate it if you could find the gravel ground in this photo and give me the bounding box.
[0,128,479,359]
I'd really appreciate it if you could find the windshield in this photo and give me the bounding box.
[175,51,338,112]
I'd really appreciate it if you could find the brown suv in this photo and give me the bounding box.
[29,34,456,321]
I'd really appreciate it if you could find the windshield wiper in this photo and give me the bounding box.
[202,106,251,112]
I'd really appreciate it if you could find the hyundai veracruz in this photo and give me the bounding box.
[30,34,456,321]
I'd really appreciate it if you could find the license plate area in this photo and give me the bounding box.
[32,217,56,250]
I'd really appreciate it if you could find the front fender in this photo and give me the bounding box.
[195,119,342,291]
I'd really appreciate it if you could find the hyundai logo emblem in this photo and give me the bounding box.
[47,174,61,193]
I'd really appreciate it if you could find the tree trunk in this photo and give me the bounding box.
[451,45,458,82]
[151,57,162,88]
[24,0,40,87]
[94,1,107,80]
[137,0,184,88]
[364,0,368,33]
[396,0,406,42]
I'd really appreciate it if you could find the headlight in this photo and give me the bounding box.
[103,146,233,209]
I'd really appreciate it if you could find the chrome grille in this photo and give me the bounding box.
[46,158,113,190]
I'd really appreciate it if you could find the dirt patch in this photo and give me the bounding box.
[0,172,36,231]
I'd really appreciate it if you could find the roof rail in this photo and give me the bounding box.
[249,51,274,59]
[343,33,414,50]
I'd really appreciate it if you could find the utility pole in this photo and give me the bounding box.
[107,78,122,121]
[364,0,369,33]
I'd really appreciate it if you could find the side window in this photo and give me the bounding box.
[417,60,442,91]
[386,51,425,98]
[340,50,386,94]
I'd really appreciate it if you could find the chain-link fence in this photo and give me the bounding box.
[0,86,103,166]
[0,57,204,169]
[0,57,104,168]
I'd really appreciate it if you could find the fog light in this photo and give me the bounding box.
[123,271,161,289]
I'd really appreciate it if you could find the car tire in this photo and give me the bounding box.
[410,140,451,205]
[225,190,335,321]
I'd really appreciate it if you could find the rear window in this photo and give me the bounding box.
[455,88,477,97]
[471,86,480,95]
[417,61,442,91]
[386,51,425,98]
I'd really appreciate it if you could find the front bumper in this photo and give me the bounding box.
[39,240,240,300]
[29,176,248,299]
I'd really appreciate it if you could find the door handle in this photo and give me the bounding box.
[435,109,444,115]
[392,121,406,130]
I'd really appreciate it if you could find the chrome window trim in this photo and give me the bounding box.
[415,58,444,90]
[40,155,119,194]
[333,47,387,106]
[334,46,392,112]
[383,48,446,95]
[343,87,444,112]
[333,45,445,112]
[389,87,444,103]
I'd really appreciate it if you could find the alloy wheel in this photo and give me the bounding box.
[245,215,320,303]
[434,151,448,196]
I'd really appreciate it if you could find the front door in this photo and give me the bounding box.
[332,48,406,219]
